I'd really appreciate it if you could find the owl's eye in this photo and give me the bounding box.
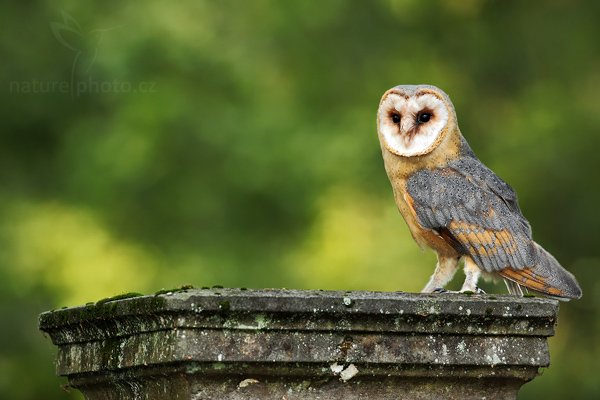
[391,113,401,124]
[417,112,432,124]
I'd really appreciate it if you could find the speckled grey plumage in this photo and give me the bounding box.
[406,139,538,273]
[531,243,582,299]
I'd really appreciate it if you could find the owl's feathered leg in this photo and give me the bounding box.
[460,257,482,293]
[422,255,459,293]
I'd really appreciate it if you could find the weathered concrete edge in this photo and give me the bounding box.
[40,289,559,324]
[65,362,543,388]
[39,289,559,343]
[54,328,550,376]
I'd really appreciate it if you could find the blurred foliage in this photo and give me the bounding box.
[1,0,599,399]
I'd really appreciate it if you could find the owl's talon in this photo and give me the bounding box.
[458,287,485,295]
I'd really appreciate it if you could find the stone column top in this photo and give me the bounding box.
[38,289,560,399]
[40,288,558,344]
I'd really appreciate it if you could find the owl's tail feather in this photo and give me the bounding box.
[499,242,582,301]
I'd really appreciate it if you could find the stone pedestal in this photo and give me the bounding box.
[39,288,558,399]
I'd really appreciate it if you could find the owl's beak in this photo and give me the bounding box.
[400,119,416,137]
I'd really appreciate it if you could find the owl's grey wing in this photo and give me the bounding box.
[447,156,532,236]
[406,160,538,272]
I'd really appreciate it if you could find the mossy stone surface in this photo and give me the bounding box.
[39,289,559,399]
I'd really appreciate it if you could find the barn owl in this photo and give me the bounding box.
[376,84,581,300]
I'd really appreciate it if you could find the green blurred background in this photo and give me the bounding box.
[1,0,599,398]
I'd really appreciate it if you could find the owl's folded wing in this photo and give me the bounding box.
[406,162,539,272]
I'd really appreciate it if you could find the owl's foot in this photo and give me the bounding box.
[465,286,486,294]
[432,287,486,294]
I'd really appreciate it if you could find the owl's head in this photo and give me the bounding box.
[377,85,457,157]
